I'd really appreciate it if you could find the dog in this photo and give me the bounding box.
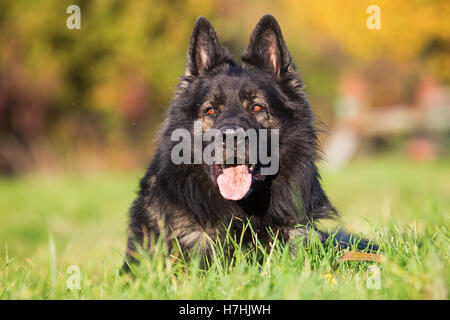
[123,15,374,271]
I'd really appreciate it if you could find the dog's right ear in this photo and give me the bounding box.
[185,17,231,77]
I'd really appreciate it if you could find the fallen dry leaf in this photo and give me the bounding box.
[332,251,385,269]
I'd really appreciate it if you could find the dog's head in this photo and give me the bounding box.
[163,15,335,220]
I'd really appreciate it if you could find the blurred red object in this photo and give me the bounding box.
[406,137,435,162]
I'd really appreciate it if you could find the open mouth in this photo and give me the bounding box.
[210,163,265,201]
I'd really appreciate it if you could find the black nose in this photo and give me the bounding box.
[219,125,245,140]
[219,125,247,164]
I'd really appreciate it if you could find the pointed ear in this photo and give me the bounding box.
[242,15,295,80]
[185,17,232,77]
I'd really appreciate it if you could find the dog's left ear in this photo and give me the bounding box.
[242,15,296,80]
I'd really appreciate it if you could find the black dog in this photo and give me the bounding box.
[123,15,372,270]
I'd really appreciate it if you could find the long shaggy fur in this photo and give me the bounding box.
[123,15,342,269]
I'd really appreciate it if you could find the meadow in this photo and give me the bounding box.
[0,155,448,299]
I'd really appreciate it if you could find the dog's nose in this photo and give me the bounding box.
[219,125,247,164]
[219,125,245,140]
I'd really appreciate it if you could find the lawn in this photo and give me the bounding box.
[0,155,448,299]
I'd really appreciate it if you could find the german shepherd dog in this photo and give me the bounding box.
[123,15,374,270]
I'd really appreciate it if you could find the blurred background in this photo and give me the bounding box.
[0,0,449,272]
[0,0,449,175]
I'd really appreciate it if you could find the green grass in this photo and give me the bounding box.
[0,156,448,299]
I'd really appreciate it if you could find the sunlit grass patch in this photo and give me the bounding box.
[0,157,448,299]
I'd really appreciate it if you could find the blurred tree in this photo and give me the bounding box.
[0,0,215,174]
[0,0,448,174]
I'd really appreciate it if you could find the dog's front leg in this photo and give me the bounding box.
[280,226,328,252]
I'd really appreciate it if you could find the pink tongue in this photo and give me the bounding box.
[217,165,252,201]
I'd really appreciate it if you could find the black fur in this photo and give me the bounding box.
[123,15,348,270]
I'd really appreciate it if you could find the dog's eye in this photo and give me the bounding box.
[205,107,216,116]
[251,104,265,113]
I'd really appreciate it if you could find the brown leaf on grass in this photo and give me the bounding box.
[332,251,385,269]
[340,251,385,263]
